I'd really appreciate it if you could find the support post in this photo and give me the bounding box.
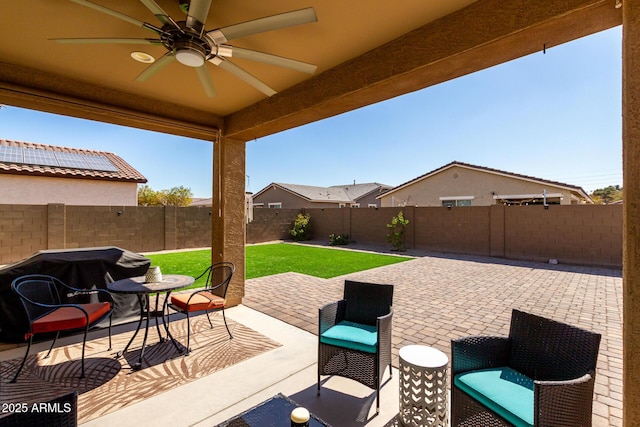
[623,0,640,424]
[212,134,246,306]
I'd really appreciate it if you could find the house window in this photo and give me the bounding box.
[351,203,360,208]
[268,202,282,209]
[339,203,346,208]
[368,203,377,208]
[440,196,473,207]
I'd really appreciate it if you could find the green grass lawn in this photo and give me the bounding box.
[146,243,412,288]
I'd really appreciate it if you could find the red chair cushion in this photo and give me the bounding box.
[171,292,225,312]
[31,302,111,334]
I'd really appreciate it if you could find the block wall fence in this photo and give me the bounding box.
[0,204,622,268]
[247,205,622,268]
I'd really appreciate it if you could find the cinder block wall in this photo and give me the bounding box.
[0,204,48,263]
[246,205,622,268]
[503,204,622,266]
[0,204,212,265]
[65,206,165,252]
[176,207,213,249]
[245,208,296,243]
[413,206,491,255]
[0,204,623,268]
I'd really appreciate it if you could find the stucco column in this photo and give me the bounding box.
[212,135,246,306]
[623,0,640,425]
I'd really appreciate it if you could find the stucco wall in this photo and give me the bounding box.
[0,175,138,206]
[379,166,580,207]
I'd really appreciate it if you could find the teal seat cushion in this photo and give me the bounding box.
[320,321,377,353]
[454,367,534,427]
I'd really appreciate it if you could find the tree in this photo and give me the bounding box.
[160,186,193,207]
[138,185,161,206]
[590,185,622,204]
[138,185,193,207]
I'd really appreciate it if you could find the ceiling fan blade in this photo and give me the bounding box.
[69,0,160,34]
[195,65,217,98]
[135,52,175,82]
[52,37,162,45]
[209,57,276,97]
[208,8,317,43]
[186,0,212,32]
[225,46,317,74]
[139,0,181,29]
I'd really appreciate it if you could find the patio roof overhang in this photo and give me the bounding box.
[0,0,621,142]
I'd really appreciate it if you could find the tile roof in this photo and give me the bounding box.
[330,182,393,200]
[0,139,147,183]
[263,182,391,203]
[277,183,352,202]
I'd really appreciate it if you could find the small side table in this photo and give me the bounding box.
[399,345,449,427]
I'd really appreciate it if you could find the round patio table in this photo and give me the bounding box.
[107,274,194,370]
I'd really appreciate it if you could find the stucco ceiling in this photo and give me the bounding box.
[0,0,621,141]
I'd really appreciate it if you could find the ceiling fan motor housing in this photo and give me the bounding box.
[160,21,211,67]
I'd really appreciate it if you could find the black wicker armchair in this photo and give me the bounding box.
[318,280,394,414]
[451,309,601,427]
[10,274,113,383]
[167,262,235,354]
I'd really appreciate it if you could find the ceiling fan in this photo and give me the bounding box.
[54,0,318,97]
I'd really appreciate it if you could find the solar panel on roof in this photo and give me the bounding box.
[0,146,23,163]
[23,148,59,167]
[83,154,119,172]
[55,152,89,169]
[0,146,120,173]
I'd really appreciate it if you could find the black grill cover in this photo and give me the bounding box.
[0,247,151,342]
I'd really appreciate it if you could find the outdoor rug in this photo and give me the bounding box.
[0,315,281,424]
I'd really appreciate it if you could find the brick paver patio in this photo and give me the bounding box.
[243,245,623,426]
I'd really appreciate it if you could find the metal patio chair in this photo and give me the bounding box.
[167,262,235,354]
[10,274,113,382]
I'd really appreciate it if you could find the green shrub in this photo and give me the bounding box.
[329,233,349,246]
[290,213,312,241]
[386,211,409,251]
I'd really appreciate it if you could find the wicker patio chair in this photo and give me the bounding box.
[167,262,235,354]
[10,274,113,383]
[318,280,394,414]
[451,309,602,427]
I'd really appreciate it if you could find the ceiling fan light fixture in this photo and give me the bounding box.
[176,46,206,67]
[130,51,155,63]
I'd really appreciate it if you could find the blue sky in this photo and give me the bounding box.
[0,27,622,198]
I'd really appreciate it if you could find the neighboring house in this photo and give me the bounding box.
[378,161,593,207]
[0,139,147,206]
[252,182,393,209]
